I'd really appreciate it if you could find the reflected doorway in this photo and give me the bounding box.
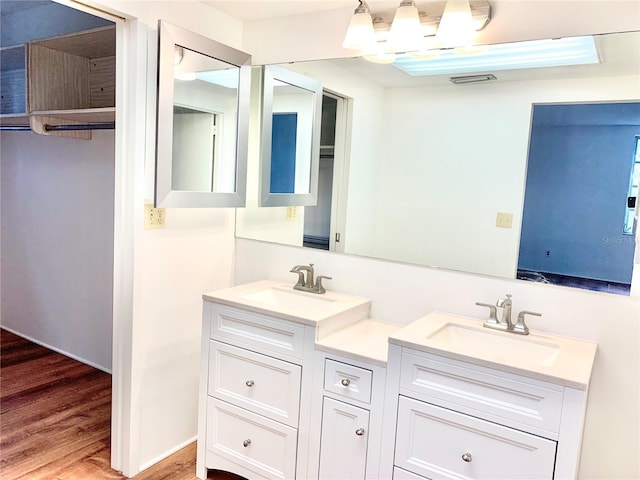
[303,94,339,250]
[517,102,640,295]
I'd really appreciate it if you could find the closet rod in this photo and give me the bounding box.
[0,122,115,132]
[0,125,32,131]
[45,122,115,131]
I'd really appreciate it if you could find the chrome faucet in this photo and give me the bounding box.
[476,294,541,335]
[290,263,332,294]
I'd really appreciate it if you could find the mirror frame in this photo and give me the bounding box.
[259,65,323,207]
[155,20,251,208]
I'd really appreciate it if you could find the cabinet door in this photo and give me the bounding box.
[319,397,369,480]
[395,396,557,480]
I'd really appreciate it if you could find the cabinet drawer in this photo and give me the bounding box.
[400,350,563,437]
[324,359,373,404]
[209,341,301,427]
[206,397,297,480]
[208,303,306,360]
[395,396,557,480]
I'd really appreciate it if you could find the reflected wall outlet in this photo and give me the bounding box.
[145,204,166,229]
[496,212,513,228]
[286,206,298,221]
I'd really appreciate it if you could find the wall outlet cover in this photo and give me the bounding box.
[145,204,166,229]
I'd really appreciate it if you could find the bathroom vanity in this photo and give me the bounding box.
[196,282,597,480]
[381,312,597,479]
[196,280,372,479]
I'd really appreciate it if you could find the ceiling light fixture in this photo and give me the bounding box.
[343,0,491,57]
[393,36,600,77]
[387,0,423,53]
[435,0,476,49]
[342,0,376,51]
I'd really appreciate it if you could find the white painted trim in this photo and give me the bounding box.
[49,0,138,476]
[0,325,112,373]
[138,437,197,473]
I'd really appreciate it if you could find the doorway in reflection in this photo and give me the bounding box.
[303,94,338,250]
[518,102,640,295]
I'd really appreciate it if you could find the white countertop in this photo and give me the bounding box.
[315,319,403,368]
[390,311,598,390]
[202,280,371,329]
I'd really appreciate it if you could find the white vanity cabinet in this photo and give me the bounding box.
[311,319,402,480]
[196,281,372,480]
[197,301,315,480]
[382,344,595,480]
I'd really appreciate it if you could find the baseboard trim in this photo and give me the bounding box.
[0,325,112,374]
[137,437,197,473]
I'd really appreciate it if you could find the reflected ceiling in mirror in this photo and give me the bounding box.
[236,31,640,296]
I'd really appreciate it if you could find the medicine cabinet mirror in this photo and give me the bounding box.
[259,65,323,207]
[155,20,251,208]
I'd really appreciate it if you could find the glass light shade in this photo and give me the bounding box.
[435,0,475,49]
[343,10,376,50]
[387,1,423,53]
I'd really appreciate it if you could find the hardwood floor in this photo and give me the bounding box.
[0,329,239,480]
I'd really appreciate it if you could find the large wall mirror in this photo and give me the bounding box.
[155,20,251,208]
[236,30,640,296]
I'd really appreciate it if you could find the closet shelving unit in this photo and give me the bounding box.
[0,25,115,139]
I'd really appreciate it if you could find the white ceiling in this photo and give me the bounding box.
[200,1,406,22]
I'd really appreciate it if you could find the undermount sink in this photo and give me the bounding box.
[426,323,560,367]
[241,286,337,310]
[390,311,597,389]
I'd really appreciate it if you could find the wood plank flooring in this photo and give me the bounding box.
[0,329,240,480]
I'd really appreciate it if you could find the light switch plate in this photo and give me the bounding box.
[496,212,513,228]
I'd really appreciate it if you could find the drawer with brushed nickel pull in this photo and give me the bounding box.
[395,396,557,480]
[206,397,297,480]
[208,341,302,427]
[324,358,373,404]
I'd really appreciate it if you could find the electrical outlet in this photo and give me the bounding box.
[495,212,513,229]
[144,204,166,229]
[286,206,298,221]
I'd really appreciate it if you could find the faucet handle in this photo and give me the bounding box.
[496,293,512,307]
[475,302,499,326]
[513,310,541,335]
[315,275,332,294]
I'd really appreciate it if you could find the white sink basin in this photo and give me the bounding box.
[241,286,337,310]
[426,323,560,367]
[390,311,597,389]
[203,280,371,337]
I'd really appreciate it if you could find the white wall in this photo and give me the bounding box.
[234,237,640,479]
[0,130,115,371]
[233,2,640,479]
[73,0,244,475]
[374,74,640,278]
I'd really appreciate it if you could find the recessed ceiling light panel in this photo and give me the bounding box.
[393,36,600,76]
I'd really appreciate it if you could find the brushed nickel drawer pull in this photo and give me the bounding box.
[245,380,255,387]
[462,452,472,463]
[341,378,351,387]
[355,428,365,436]
[243,439,252,447]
